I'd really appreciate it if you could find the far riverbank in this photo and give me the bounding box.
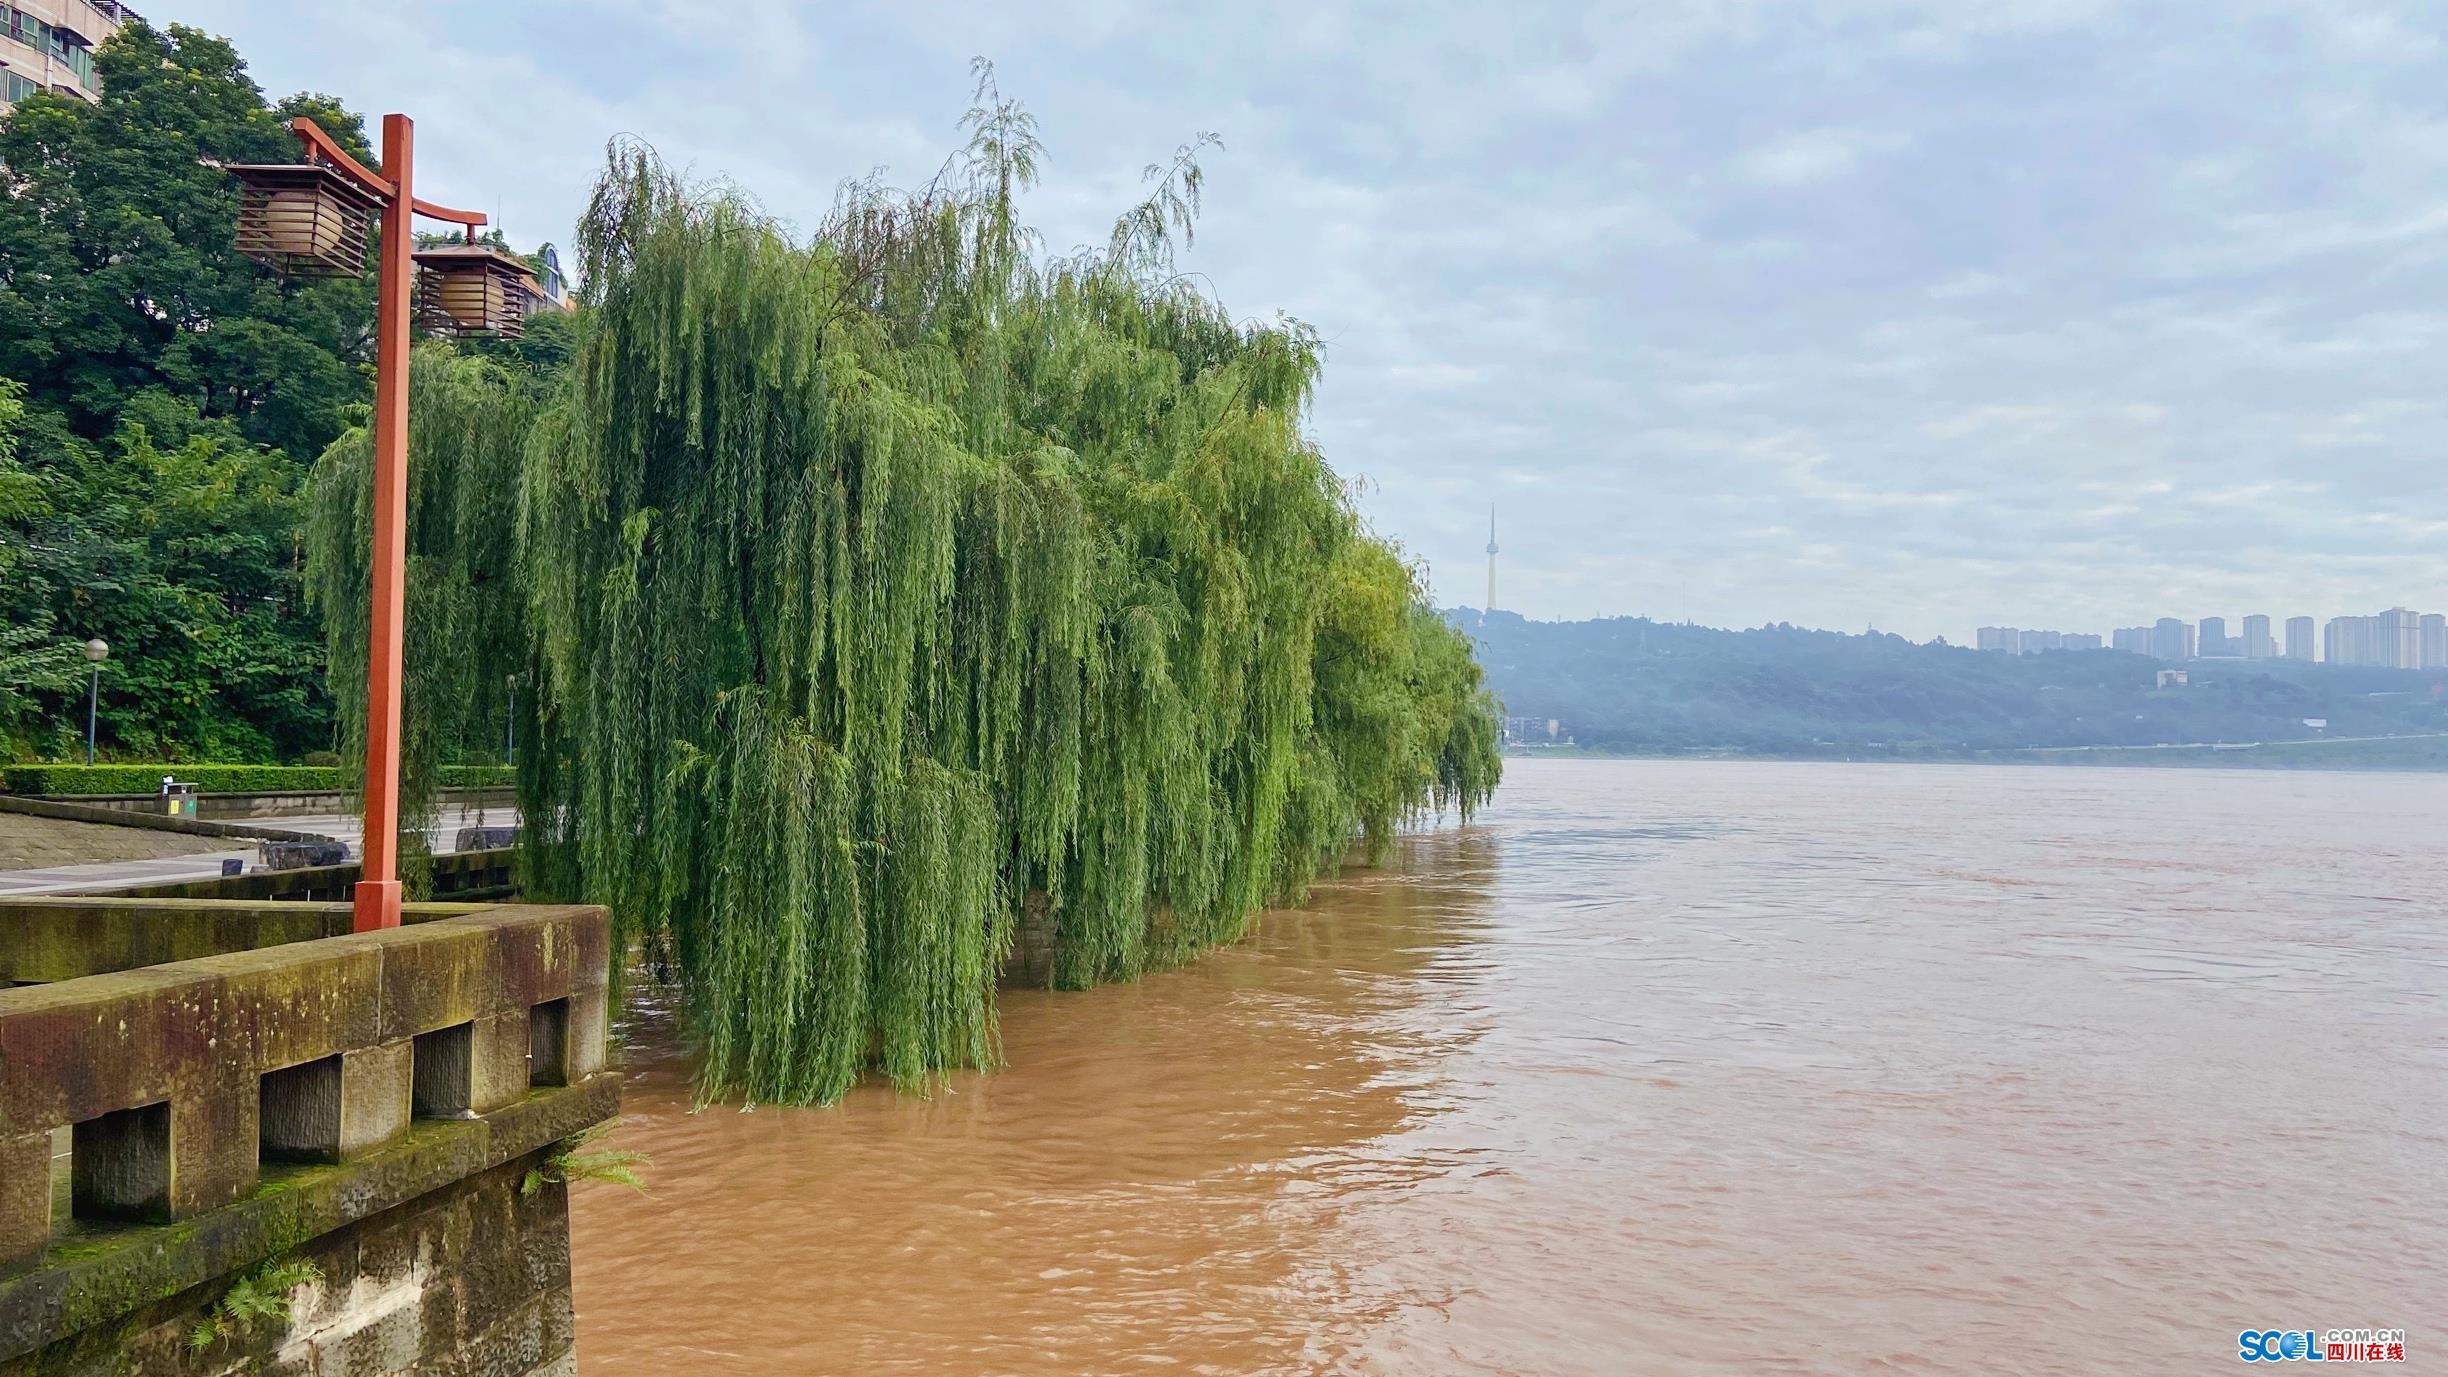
[1508,731,2448,771]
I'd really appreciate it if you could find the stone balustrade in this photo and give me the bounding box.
[0,899,619,1372]
[49,845,522,905]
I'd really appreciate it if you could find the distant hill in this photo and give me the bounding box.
[1456,610,2448,759]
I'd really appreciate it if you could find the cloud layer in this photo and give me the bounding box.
[179,0,2448,641]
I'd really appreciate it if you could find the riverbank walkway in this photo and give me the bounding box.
[0,805,518,897]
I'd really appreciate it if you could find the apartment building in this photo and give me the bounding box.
[2379,607,2421,668]
[2322,610,2424,669]
[2284,616,2315,660]
[0,1,138,112]
[1975,627,2096,655]
[2151,617,2195,662]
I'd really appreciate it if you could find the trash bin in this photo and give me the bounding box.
[159,779,198,818]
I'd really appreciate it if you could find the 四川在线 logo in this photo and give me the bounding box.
[2237,1329,2405,1363]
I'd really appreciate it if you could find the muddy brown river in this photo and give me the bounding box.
[568,759,2444,1373]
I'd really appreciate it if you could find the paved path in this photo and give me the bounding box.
[0,806,519,898]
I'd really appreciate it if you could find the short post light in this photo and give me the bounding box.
[228,116,490,934]
[81,638,106,767]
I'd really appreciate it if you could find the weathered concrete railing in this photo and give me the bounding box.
[0,794,329,845]
[76,847,520,905]
[0,899,617,1375]
[3,786,515,822]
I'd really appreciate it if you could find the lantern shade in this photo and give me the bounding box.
[228,163,380,278]
[413,243,544,338]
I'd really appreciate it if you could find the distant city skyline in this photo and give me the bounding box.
[1976,604,2448,667]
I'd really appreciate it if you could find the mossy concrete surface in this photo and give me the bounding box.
[0,898,618,1374]
[0,1080,616,1375]
[0,899,513,984]
[0,903,351,984]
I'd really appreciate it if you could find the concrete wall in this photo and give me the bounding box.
[89,848,519,905]
[0,899,619,1376]
[8,1152,583,1377]
[0,796,328,845]
[42,789,515,823]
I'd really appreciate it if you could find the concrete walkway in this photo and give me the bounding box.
[0,806,519,898]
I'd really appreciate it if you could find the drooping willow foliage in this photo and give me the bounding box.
[310,78,1500,1104]
[305,348,535,890]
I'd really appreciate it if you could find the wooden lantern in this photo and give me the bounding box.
[412,242,541,338]
[227,163,380,278]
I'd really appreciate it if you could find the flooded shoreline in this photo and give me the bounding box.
[570,759,2444,1373]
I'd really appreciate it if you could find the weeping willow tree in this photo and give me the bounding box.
[305,348,537,889]
[310,72,1499,1104]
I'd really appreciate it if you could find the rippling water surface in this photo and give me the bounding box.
[570,759,2446,1373]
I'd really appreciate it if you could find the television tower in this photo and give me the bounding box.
[1484,506,1498,615]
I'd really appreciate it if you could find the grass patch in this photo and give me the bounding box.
[521,1124,649,1198]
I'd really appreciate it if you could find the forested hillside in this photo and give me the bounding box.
[1464,611,2448,755]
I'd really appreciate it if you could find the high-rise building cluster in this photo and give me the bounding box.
[1974,627,2103,655]
[1979,607,2448,667]
[2108,618,2200,660]
[2321,608,2447,668]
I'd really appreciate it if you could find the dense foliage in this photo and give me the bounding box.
[310,85,1501,1103]
[1469,611,2448,754]
[305,348,537,856]
[0,22,377,761]
[0,379,85,736]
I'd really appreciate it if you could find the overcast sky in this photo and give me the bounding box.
[177,0,2448,642]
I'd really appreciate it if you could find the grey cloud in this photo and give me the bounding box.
[173,0,2448,641]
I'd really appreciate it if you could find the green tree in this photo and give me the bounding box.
[0,23,373,459]
[9,415,324,760]
[0,377,39,563]
[306,347,532,837]
[0,22,377,761]
[0,379,82,745]
[310,83,1501,1106]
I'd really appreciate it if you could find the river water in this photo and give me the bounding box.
[568,759,2445,1374]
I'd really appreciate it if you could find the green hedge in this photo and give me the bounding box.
[0,764,514,796]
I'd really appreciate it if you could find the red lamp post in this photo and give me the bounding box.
[230,115,489,933]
